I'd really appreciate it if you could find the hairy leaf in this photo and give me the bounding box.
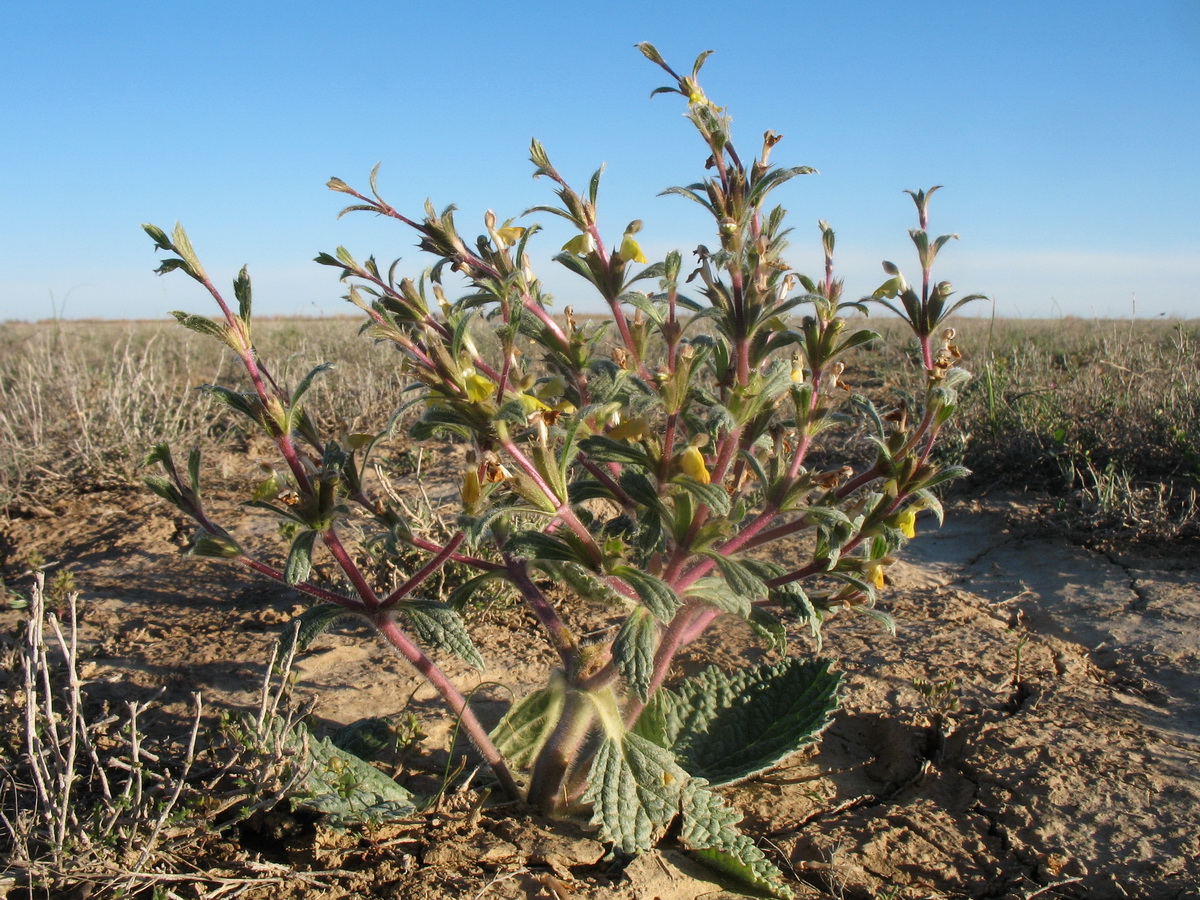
[699,552,767,603]
[680,778,793,898]
[171,310,229,343]
[277,603,364,660]
[583,733,688,854]
[284,530,318,584]
[673,475,731,516]
[491,679,566,770]
[190,531,242,559]
[398,600,485,669]
[613,608,658,701]
[332,717,395,761]
[683,576,751,618]
[652,658,840,785]
[446,569,510,611]
[612,566,680,621]
[506,530,589,565]
[290,726,417,825]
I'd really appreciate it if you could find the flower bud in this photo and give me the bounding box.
[461,468,481,505]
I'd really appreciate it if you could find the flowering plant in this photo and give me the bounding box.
[145,44,978,896]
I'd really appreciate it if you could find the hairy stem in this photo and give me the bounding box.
[373,613,519,799]
[527,688,595,814]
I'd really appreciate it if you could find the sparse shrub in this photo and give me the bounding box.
[142,45,979,896]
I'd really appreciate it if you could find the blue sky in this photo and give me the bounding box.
[2,1,1197,322]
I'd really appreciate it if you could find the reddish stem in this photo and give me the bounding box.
[382,532,465,607]
[373,613,519,799]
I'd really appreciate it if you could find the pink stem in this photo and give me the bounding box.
[373,613,519,799]
[382,532,465,607]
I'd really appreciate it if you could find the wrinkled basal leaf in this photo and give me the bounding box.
[680,778,793,899]
[332,717,395,761]
[293,727,417,826]
[583,733,688,854]
[652,657,840,785]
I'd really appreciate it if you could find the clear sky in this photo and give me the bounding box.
[2,1,1198,322]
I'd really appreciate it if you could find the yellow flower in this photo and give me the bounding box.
[680,446,711,485]
[517,391,551,414]
[896,507,917,539]
[865,554,897,589]
[869,562,886,589]
[616,220,647,264]
[620,235,647,264]
[461,369,495,403]
[561,233,596,256]
[495,225,525,249]
[608,416,649,442]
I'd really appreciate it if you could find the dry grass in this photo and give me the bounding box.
[2,313,1197,539]
[945,316,1200,539]
[0,318,405,508]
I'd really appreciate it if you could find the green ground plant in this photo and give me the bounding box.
[142,45,978,896]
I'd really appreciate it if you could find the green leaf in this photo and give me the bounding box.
[618,290,665,325]
[916,464,971,491]
[277,603,363,660]
[699,552,767,603]
[142,222,172,252]
[659,658,841,785]
[583,733,689,854]
[171,222,208,281]
[242,498,307,524]
[234,266,252,322]
[399,599,485,669]
[199,384,262,423]
[578,434,654,468]
[683,576,750,618]
[287,725,417,826]
[490,679,566,770]
[803,505,853,530]
[171,310,229,343]
[291,362,335,410]
[332,717,396,761]
[505,530,588,565]
[618,471,665,513]
[673,475,731,517]
[143,442,173,468]
[612,566,680,621]
[747,606,787,653]
[190,531,242,559]
[285,530,318,584]
[447,569,510,611]
[144,474,183,509]
[913,488,945,526]
[183,448,201,496]
[680,778,793,899]
[613,608,658,702]
[546,562,627,607]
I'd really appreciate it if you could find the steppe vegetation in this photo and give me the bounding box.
[4,314,1197,540]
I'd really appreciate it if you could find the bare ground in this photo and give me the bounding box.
[2,486,1198,899]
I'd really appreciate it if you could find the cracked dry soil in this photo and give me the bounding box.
[2,489,1198,899]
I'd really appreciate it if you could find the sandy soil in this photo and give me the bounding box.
[2,485,1198,899]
